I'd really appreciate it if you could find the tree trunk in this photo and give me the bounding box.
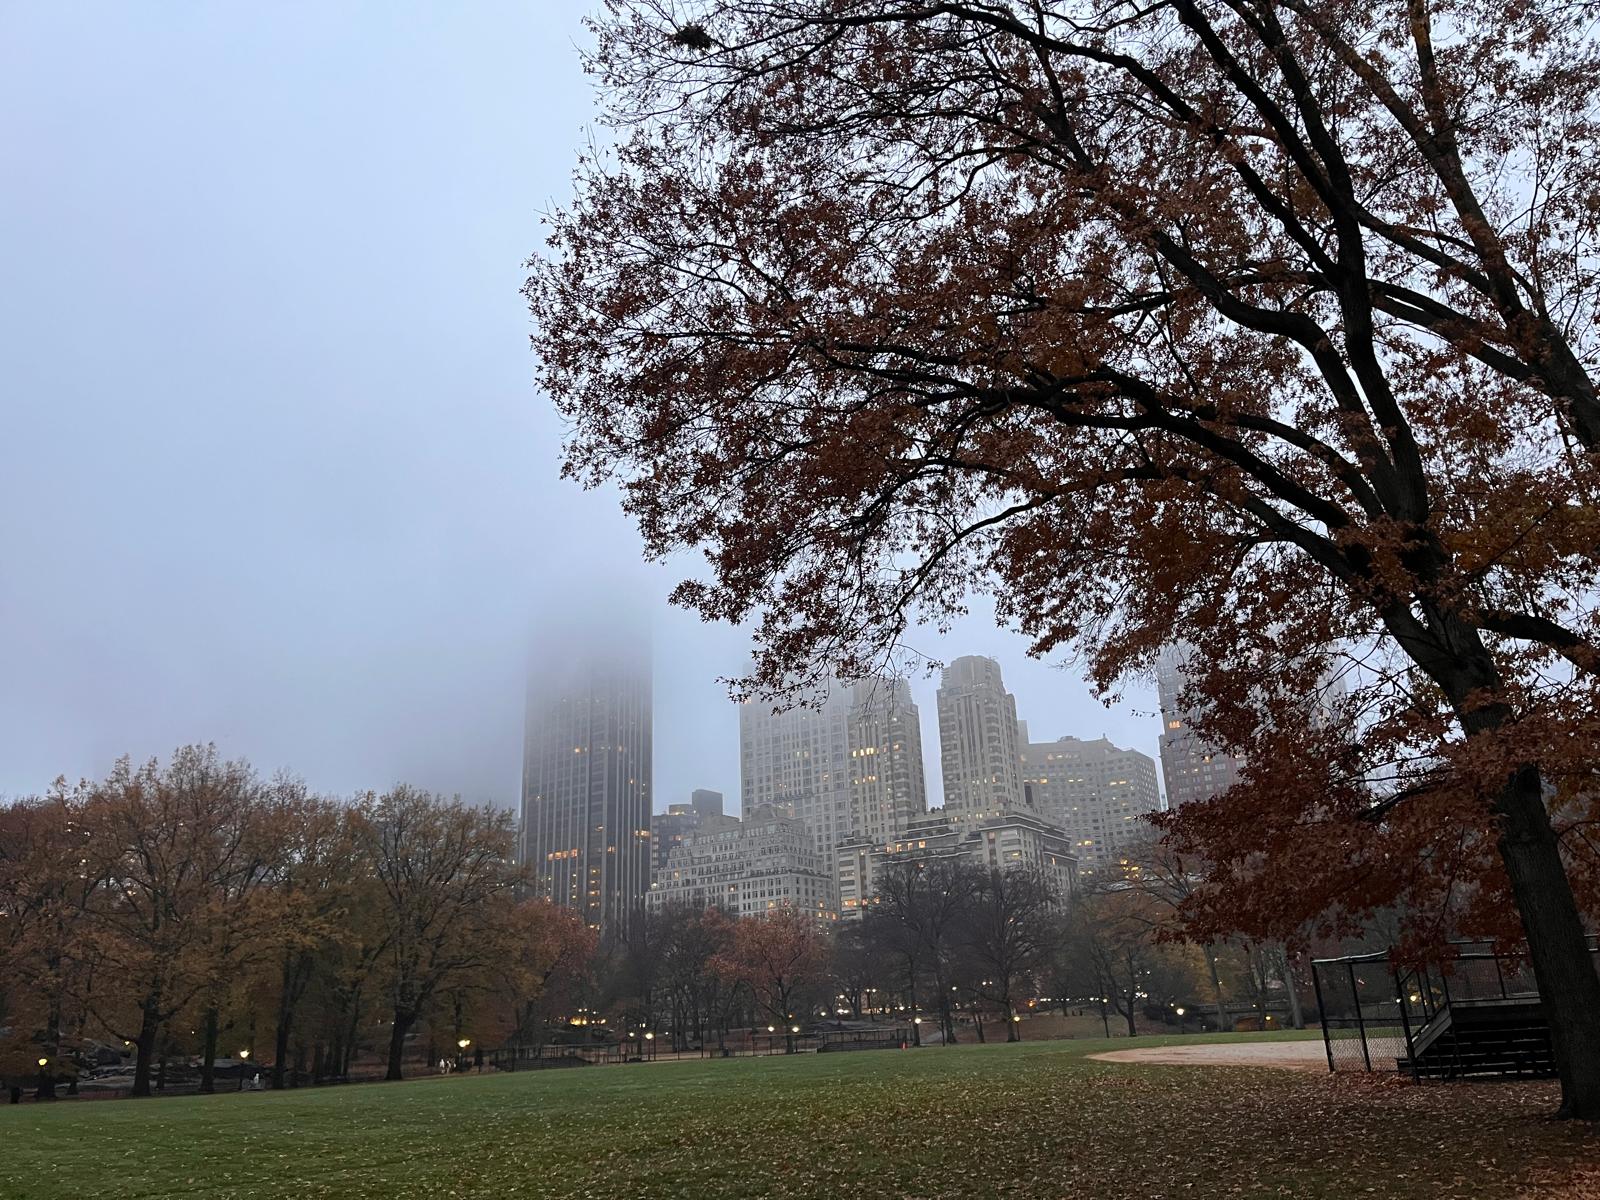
[386,1012,413,1081]
[130,1000,160,1098]
[39,960,61,1099]
[199,1006,219,1094]
[973,1005,987,1043]
[341,986,364,1080]
[272,954,300,1090]
[1124,993,1137,1038]
[1493,765,1600,1119]
[1280,947,1305,1030]
[1006,1002,1021,1043]
[1205,946,1229,1033]
[906,967,921,1046]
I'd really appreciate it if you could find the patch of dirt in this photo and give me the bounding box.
[1089,1040,1332,1072]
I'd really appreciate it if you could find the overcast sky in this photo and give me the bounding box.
[0,1,1161,811]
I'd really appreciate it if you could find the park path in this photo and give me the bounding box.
[1090,1040,1329,1071]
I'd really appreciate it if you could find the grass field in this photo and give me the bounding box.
[3,1031,1595,1199]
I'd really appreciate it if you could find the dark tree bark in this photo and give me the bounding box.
[1492,766,1600,1118]
[199,1006,219,1094]
[385,1011,414,1082]
[129,1000,160,1098]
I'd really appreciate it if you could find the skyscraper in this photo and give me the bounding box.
[937,656,1027,819]
[1156,643,1245,809]
[738,682,854,874]
[846,677,927,843]
[1020,735,1161,877]
[521,627,652,936]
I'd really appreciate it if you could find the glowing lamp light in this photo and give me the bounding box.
[1011,1015,1021,1023]
[458,1038,471,1050]
[790,1026,800,1034]
[239,1049,250,1060]
[644,1032,654,1040]
[38,1057,49,1068]
[1175,1007,1186,1017]
[766,1025,775,1033]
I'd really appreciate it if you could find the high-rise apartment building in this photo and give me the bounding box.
[846,678,927,843]
[1020,735,1161,877]
[738,682,854,884]
[648,804,836,921]
[521,628,652,936]
[1156,643,1245,809]
[651,792,738,875]
[837,812,1077,918]
[936,656,1027,819]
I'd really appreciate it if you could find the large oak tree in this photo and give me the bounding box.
[530,0,1600,1114]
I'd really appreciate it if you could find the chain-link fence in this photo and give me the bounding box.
[1310,952,1407,1073]
[1312,939,1599,1077]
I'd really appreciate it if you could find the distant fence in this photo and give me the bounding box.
[490,1025,913,1070]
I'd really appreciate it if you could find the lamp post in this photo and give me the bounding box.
[1175,1006,1187,1035]
[457,1038,471,1072]
[35,1057,53,1102]
[643,1031,655,1061]
[238,1049,251,1092]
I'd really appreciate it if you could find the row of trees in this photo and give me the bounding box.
[0,746,591,1097]
[601,856,1304,1051]
[3,746,1310,1097]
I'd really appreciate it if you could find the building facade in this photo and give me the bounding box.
[648,804,837,921]
[846,678,928,844]
[936,656,1027,819]
[521,631,652,936]
[838,813,1077,918]
[1020,735,1161,878]
[739,681,855,891]
[650,799,739,875]
[1156,644,1246,809]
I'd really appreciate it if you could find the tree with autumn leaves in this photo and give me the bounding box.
[0,746,597,1096]
[712,907,830,1051]
[531,0,1600,1115]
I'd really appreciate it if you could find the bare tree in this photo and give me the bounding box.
[961,868,1056,1041]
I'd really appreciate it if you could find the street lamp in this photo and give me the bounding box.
[457,1038,471,1072]
[238,1049,251,1092]
[1175,1006,1187,1035]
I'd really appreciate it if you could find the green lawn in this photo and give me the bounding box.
[3,1032,1594,1199]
